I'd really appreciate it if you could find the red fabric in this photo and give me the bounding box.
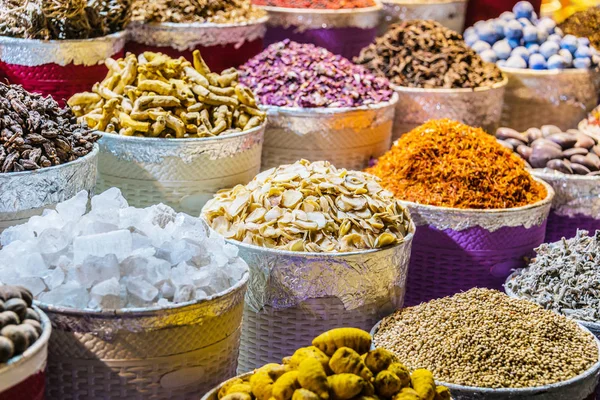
[0,49,124,107]
[465,0,542,27]
[0,369,45,400]
[125,39,264,72]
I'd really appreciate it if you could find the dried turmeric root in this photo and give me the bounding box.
[273,371,301,400]
[219,378,244,399]
[298,358,330,400]
[411,369,436,400]
[221,393,251,400]
[226,384,252,396]
[289,346,331,372]
[329,347,373,381]
[434,386,451,400]
[387,363,411,388]
[312,328,371,356]
[374,371,402,398]
[251,364,283,400]
[393,388,420,400]
[292,388,319,400]
[328,373,366,400]
[365,349,398,374]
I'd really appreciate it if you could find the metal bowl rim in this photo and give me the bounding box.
[259,3,383,14]
[0,31,127,45]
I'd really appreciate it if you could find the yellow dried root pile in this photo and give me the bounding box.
[68,50,265,138]
[219,328,450,400]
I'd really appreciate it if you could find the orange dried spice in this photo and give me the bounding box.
[366,119,547,209]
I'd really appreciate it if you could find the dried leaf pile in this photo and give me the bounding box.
[132,0,265,24]
[354,20,504,89]
[68,51,265,138]
[0,0,132,40]
[202,160,413,252]
[0,83,99,173]
[366,119,547,209]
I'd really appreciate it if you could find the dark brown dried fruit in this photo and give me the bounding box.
[0,325,28,355]
[24,308,40,323]
[23,320,43,336]
[0,336,14,363]
[0,311,19,328]
[0,286,21,302]
[3,299,27,322]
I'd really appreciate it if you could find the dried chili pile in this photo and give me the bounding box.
[0,0,132,40]
[132,0,265,24]
[559,8,600,53]
[252,0,375,9]
[354,20,504,89]
[366,119,547,209]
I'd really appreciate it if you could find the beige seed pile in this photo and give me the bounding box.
[374,288,599,389]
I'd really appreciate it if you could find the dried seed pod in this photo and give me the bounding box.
[0,311,20,328]
[24,308,40,323]
[23,320,43,336]
[4,298,27,321]
[0,286,21,302]
[17,324,39,347]
[0,325,28,355]
[0,336,14,363]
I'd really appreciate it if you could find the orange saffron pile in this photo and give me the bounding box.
[366,119,547,209]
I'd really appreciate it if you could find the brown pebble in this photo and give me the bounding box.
[541,125,562,137]
[529,145,563,168]
[563,148,588,157]
[23,320,42,336]
[517,145,532,160]
[531,138,562,150]
[497,127,528,143]
[4,298,27,321]
[1,325,28,355]
[575,133,596,149]
[592,145,600,157]
[547,132,578,149]
[497,140,514,151]
[571,163,592,175]
[526,127,543,142]
[0,336,14,363]
[547,159,573,174]
[585,152,600,170]
[506,138,527,148]
[571,154,598,171]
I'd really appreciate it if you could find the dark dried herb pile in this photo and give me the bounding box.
[0,0,132,40]
[0,83,99,173]
[355,20,504,89]
[559,8,600,52]
[132,0,265,24]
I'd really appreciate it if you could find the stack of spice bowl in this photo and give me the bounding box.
[367,119,553,306]
[466,1,600,131]
[202,327,452,400]
[372,288,600,400]
[380,0,468,35]
[0,285,51,400]
[127,0,267,72]
[355,20,507,141]
[69,50,266,214]
[253,0,381,59]
[240,40,397,171]
[0,0,129,105]
[0,83,99,235]
[495,124,600,242]
[0,188,250,398]
[201,160,415,372]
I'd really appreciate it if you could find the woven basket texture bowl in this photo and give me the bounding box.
[370,319,600,400]
[0,305,51,400]
[380,0,467,35]
[500,67,600,132]
[230,229,414,373]
[391,78,507,142]
[37,272,248,399]
[260,5,381,59]
[97,124,264,215]
[260,94,397,171]
[0,145,98,235]
[403,178,553,306]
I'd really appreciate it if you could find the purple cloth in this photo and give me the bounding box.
[404,222,547,306]
[264,26,377,60]
[545,211,600,243]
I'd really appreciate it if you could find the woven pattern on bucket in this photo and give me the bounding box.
[237,298,391,373]
[544,211,600,244]
[404,222,547,306]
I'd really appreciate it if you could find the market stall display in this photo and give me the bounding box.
[239,40,396,170]
[380,0,468,35]
[495,125,600,242]
[127,0,267,72]
[257,0,381,60]
[69,50,266,213]
[355,21,506,140]
[0,285,51,400]
[203,327,451,400]
[202,160,415,372]
[559,7,600,52]
[0,188,249,397]
[0,83,99,234]
[367,119,553,305]
[372,288,600,399]
[0,0,130,105]
[466,1,600,130]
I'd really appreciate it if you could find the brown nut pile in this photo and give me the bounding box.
[374,288,599,389]
[202,160,413,252]
[0,83,99,173]
[354,20,504,89]
[0,285,43,363]
[496,125,600,175]
[132,0,265,24]
[68,51,265,138]
[220,328,451,400]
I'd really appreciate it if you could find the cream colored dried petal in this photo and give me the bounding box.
[282,189,303,208]
[375,232,397,248]
[246,207,266,223]
[264,206,283,222]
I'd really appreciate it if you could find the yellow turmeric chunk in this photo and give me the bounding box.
[273,371,301,400]
[297,358,329,400]
[361,381,375,396]
[365,349,397,374]
[291,389,319,400]
[329,347,373,381]
[392,388,420,400]
[227,384,252,396]
[411,369,436,400]
[374,371,402,398]
[312,328,372,356]
[221,394,251,400]
[356,397,380,400]
[328,374,365,400]
[219,378,243,399]
[434,386,451,400]
[387,363,411,388]
[289,346,331,371]
[251,364,282,400]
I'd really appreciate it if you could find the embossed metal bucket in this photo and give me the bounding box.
[38,272,249,399]
[126,19,268,72]
[380,0,468,35]
[96,124,265,214]
[260,4,382,59]
[391,78,507,141]
[402,178,554,306]
[500,67,600,132]
[230,226,415,373]
[260,94,397,171]
[0,32,126,106]
[0,145,99,235]
[0,306,51,400]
